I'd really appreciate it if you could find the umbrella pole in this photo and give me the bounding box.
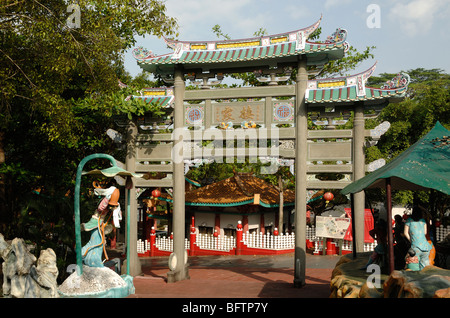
[74,154,117,276]
[126,188,130,276]
[350,193,356,260]
[385,178,394,274]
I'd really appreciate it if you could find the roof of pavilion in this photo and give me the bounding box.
[133,17,349,75]
[306,62,410,104]
[182,173,295,208]
[150,173,295,208]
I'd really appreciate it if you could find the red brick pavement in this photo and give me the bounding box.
[128,264,334,298]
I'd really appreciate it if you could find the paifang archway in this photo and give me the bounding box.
[124,17,409,287]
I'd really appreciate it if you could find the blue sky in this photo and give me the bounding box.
[124,0,450,80]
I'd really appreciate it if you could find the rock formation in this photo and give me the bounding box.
[330,252,450,298]
[383,267,450,298]
[1,233,59,298]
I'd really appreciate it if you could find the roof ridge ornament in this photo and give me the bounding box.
[380,73,411,89]
[324,28,348,44]
[132,46,156,60]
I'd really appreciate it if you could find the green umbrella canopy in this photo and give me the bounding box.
[82,166,142,178]
[341,121,450,195]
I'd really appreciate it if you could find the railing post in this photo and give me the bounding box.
[150,227,156,257]
[236,221,243,255]
[190,224,197,256]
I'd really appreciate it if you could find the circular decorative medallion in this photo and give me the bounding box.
[273,103,294,121]
[186,107,204,125]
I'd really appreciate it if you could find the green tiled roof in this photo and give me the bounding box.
[306,85,408,103]
[132,95,174,107]
[306,64,410,103]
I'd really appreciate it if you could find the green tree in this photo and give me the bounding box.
[0,0,178,281]
[365,68,450,211]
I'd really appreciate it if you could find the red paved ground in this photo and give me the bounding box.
[129,265,334,298]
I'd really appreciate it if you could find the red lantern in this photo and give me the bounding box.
[324,192,334,202]
[152,189,161,198]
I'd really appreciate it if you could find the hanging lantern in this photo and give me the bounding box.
[324,192,334,204]
[152,189,161,198]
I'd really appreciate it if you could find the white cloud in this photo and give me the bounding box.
[388,0,450,35]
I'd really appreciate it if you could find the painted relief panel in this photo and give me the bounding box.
[211,101,265,125]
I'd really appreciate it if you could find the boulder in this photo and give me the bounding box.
[330,252,450,298]
[330,253,388,298]
[383,266,450,298]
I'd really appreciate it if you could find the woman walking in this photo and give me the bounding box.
[403,207,432,270]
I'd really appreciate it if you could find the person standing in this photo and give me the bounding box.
[403,207,432,270]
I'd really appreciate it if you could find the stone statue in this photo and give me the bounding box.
[81,180,122,267]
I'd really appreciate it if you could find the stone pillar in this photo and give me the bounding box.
[353,102,365,253]
[294,55,308,288]
[125,120,142,276]
[167,65,189,282]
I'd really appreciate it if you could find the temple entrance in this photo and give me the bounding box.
[121,17,409,286]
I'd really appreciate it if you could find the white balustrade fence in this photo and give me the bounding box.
[313,239,376,254]
[137,239,149,254]
[242,231,295,250]
[137,237,189,254]
[306,226,317,241]
[195,233,235,251]
[436,225,450,242]
[136,225,398,255]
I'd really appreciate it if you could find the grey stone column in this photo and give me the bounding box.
[294,56,308,288]
[125,120,142,276]
[167,65,189,282]
[353,102,365,253]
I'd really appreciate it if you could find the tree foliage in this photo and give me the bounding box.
[365,68,450,210]
[0,0,178,280]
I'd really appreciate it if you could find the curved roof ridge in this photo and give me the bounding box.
[313,61,378,83]
[163,15,322,49]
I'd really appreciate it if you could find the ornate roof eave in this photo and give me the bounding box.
[125,87,174,107]
[306,65,410,104]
